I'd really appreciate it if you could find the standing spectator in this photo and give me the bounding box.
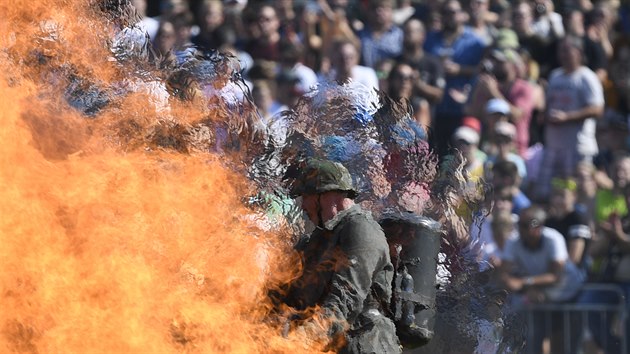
[512,1,556,78]
[322,39,379,91]
[535,35,604,200]
[273,0,300,41]
[563,8,608,82]
[467,0,496,45]
[131,0,159,39]
[466,48,538,157]
[191,0,227,53]
[153,20,177,58]
[356,0,404,68]
[531,0,565,40]
[586,3,614,59]
[500,205,585,354]
[244,4,282,62]
[386,61,431,130]
[396,18,445,106]
[605,35,630,121]
[424,0,487,156]
[278,39,318,95]
[301,0,360,73]
[169,11,196,63]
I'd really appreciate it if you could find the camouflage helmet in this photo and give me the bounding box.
[291,159,358,198]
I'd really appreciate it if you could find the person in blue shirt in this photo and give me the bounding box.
[424,0,487,157]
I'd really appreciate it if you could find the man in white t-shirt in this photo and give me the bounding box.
[319,39,379,92]
[536,35,604,200]
[500,205,584,353]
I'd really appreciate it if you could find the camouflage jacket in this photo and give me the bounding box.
[287,205,401,354]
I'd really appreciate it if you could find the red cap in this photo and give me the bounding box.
[462,116,482,134]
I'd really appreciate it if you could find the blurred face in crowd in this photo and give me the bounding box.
[333,42,359,75]
[549,187,575,217]
[557,38,583,69]
[403,19,425,50]
[441,0,464,32]
[512,3,533,34]
[370,1,394,28]
[518,210,543,249]
[612,157,630,189]
[155,21,176,54]
[493,190,514,214]
[468,0,489,21]
[200,1,224,33]
[257,5,280,38]
[564,10,585,36]
[389,63,415,99]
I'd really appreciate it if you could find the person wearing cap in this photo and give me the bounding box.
[465,48,538,156]
[535,35,604,200]
[484,121,527,182]
[452,125,487,183]
[278,159,401,353]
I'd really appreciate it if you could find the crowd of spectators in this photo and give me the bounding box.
[131,0,630,352]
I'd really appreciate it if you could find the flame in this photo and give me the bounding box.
[0,1,326,353]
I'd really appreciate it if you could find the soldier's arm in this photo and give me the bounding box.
[320,216,390,322]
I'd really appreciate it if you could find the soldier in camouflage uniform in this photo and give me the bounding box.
[283,158,401,354]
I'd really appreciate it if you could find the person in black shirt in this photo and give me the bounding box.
[545,177,592,272]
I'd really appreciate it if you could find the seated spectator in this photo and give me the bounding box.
[500,205,585,353]
[490,160,530,215]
